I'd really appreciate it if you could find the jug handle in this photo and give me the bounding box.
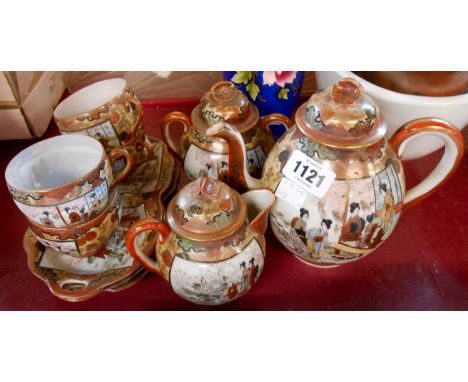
[389,118,464,209]
[125,218,171,275]
[260,113,292,136]
[108,148,134,187]
[162,111,191,157]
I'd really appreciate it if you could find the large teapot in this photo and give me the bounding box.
[206,78,465,267]
[162,81,291,182]
[125,177,275,305]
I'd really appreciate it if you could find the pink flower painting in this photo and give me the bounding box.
[262,71,297,87]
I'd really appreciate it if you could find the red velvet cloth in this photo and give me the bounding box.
[0,100,467,310]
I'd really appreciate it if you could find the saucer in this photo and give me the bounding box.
[105,146,181,294]
[118,135,178,220]
[105,266,148,292]
[106,157,181,294]
[24,226,154,302]
[23,136,178,302]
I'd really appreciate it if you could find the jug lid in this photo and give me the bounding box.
[295,78,387,148]
[166,177,247,242]
[190,81,259,133]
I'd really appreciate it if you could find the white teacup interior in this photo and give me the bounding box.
[6,135,104,191]
[53,78,127,119]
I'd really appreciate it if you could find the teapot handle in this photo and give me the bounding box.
[162,111,191,158]
[260,113,292,136]
[389,118,464,209]
[125,218,171,275]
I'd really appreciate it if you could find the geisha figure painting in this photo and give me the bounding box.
[289,208,309,254]
[340,202,366,243]
[335,163,402,257]
[307,219,332,256]
[270,162,404,266]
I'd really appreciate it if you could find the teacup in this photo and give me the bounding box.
[5,135,132,227]
[53,78,152,167]
[315,71,468,160]
[28,189,122,257]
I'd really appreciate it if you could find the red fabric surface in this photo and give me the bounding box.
[0,100,467,310]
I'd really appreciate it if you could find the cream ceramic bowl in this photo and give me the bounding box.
[315,71,468,160]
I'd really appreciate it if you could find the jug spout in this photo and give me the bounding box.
[206,122,265,191]
[241,189,275,235]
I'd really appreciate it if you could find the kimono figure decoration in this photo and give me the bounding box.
[289,208,309,253]
[198,277,211,295]
[340,202,365,243]
[360,213,377,247]
[379,183,395,231]
[40,211,53,226]
[247,158,256,178]
[227,282,239,299]
[87,192,100,219]
[219,161,229,181]
[94,131,111,150]
[307,219,332,256]
[198,163,215,179]
[248,257,259,287]
[66,206,86,224]
[240,261,250,291]
[227,258,259,300]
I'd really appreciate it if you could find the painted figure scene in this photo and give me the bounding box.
[271,163,403,264]
[169,239,264,305]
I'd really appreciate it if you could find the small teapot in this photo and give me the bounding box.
[162,81,291,183]
[125,177,275,305]
[206,78,465,267]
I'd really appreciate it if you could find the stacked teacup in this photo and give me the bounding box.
[5,135,132,257]
[53,78,153,175]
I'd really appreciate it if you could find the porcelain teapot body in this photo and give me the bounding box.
[162,81,290,184]
[207,79,464,267]
[126,177,275,304]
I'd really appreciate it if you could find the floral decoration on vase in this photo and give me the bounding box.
[224,71,305,140]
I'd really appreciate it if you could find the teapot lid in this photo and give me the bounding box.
[166,177,247,242]
[295,78,387,148]
[190,81,259,133]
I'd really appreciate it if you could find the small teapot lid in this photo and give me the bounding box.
[166,177,247,242]
[295,78,387,147]
[191,81,259,133]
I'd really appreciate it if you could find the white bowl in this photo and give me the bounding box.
[315,71,468,160]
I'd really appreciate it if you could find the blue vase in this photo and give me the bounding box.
[223,71,305,140]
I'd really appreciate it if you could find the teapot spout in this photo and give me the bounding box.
[206,122,265,191]
[241,189,275,235]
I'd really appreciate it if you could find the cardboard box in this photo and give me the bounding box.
[0,71,65,140]
[0,72,17,106]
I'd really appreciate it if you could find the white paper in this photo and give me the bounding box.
[275,177,308,210]
[281,150,336,198]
